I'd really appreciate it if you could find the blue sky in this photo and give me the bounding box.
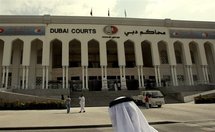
[0,0,214,21]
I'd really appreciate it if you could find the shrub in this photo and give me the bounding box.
[194,95,215,104]
[0,101,66,110]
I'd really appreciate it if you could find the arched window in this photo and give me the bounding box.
[190,51,195,64]
[31,39,43,65]
[51,39,62,68]
[160,50,168,64]
[37,49,42,64]
[175,50,182,64]
[88,39,100,68]
[124,40,135,68]
[69,39,81,67]
[141,41,153,67]
[107,40,118,68]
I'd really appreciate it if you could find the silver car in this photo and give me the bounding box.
[141,90,165,108]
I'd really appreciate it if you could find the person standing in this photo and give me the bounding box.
[109,96,158,132]
[65,96,71,113]
[61,94,65,100]
[145,94,149,109]
[79,94,85,113]
[114,81,118,91]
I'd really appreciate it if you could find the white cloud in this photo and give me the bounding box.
[0,0,60,15]
[143,0,215,21]
[0,0,214,21]
[0,0,117,16]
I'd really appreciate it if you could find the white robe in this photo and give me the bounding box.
[109,97,158,132]
[79,96,85,111]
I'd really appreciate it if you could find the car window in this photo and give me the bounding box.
[146,92,152,96]
[151,91,163,97]
[142,91,163,97]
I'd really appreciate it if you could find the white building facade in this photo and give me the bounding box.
[0,15,215,91]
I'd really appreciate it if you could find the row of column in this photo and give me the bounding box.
[185,65,194,85]
[42,66,49,89]
[101,66,108,90]
[55,64,210,89]
[137,66,144,88]
[0,64,210,89]
[62,66,69,89]
[22,66,29,89]
[201,65,209,84]
[1,66,9,88]
[154,65,161,87]
[1,39,213,89]
[170,65,178,86]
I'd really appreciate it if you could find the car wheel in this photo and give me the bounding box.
[158,105,162,108]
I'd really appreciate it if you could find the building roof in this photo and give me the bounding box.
[0,15,215,29]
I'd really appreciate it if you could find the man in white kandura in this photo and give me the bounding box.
[79,94,85,113]
[109,96,158,132]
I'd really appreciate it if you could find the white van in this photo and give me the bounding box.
[132,90,165,108]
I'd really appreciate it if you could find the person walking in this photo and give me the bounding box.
[65,96,71,113]
[79,94,85,113]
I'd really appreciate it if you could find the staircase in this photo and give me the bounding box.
[7,84,215,106]
[70,90,141,107]
[11,88,141,107]
[157,84,215,103]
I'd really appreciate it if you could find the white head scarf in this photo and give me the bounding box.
[109,96,158,132]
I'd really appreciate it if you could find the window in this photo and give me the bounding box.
[71,76,80,80]
[160,50,168,64]
[37,49,42,64]
[36,77,42,86]
[177,75,184,81]
[190,51,195,64]
[175,50,182,64]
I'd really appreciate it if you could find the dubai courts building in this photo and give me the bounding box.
[0,15,215,92]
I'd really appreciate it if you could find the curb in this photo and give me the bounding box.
[0,121,178,130]
[0,125,112,130]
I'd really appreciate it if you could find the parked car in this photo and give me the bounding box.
[132,90,165,108]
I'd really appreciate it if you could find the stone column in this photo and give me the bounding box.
[154,66,158,87]
[157,66,161,87]
[66,66,69,89]
[101,66,108,90]
[45,66,49,89]
[120,66,127,90]
[5,66,9,88]
[189,66,194,85]
[170,65,176,86]
[25,66,29,89]
[42,66,45,89]
[173,66,178,86]
[62,66,65,89]
[2,40,12,89]
[205,65,209,83]
[85,66,88,90]
[137,66,141,88]
[1,66,5,87]
[140,66,144,88]
[22,66,26,89]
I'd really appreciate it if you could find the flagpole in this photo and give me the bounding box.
[90,8,93,16]
[124,9,127,18]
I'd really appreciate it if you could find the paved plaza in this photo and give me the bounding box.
[0,103,214,131]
